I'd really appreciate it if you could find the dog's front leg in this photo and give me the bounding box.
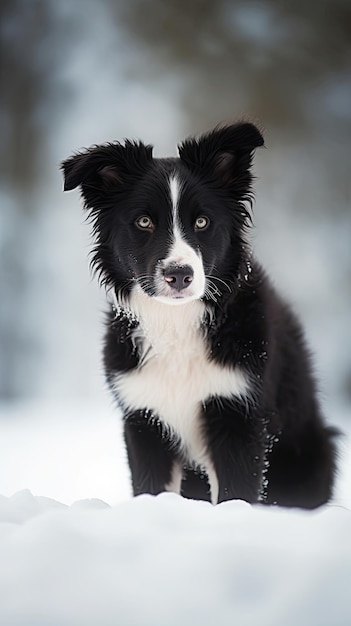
[124,411,181,496]
[203,398,266,504]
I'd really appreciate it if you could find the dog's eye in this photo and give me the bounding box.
[194,216,210,231]
[135,216,154,232]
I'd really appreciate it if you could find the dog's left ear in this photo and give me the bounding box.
[61,141,153,193]
[61,151,119,192]
[178,122,264,185]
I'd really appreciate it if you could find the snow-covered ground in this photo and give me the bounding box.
[0,400,350,625]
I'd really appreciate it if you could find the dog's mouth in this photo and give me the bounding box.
[154,291,200,305]
[148,284,203,306]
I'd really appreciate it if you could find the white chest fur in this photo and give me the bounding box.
[113,291,249,467]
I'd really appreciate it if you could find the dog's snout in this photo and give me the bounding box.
[164,264,194,291]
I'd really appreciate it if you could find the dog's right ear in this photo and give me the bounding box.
[61,141,153,193]
[178,122,264,187]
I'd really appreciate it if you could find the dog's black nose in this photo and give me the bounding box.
[164,264,194,291]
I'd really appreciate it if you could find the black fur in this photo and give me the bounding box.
[62,122,338,508]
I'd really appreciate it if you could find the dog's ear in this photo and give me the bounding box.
[61,151,120,192]
[61,141,153,193]
[178,122,264,185]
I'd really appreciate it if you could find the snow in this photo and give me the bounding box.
[0,491,350,626]
[0,400,131,505]
[0,402,351,625]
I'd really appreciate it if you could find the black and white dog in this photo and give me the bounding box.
[62,122,337,508]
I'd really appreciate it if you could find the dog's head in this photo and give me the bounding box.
[61,123,263,306]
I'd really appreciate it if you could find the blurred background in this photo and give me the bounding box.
[0,0,350,504]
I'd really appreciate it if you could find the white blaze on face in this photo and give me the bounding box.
[154,174,206,304]
[169,175,181,236]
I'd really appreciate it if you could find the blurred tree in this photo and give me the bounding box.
[0,0,56,398]
[113,0,351,135]
[0,0,53,190]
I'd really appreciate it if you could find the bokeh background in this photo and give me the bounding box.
[0,0,350,503]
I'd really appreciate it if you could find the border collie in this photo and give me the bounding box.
[62,122,337,508]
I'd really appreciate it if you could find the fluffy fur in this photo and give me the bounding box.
[62,122,337,508]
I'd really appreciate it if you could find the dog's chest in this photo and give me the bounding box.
[113,297,248,462]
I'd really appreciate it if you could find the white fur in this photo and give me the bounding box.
[165,461,183,495]
[113,289,250,503]
[206,461,219,505]
[169,174,181,234]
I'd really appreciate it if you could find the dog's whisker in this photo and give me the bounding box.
[206,280,222,298]
[204,285,218,303]
[205,275,233,294]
